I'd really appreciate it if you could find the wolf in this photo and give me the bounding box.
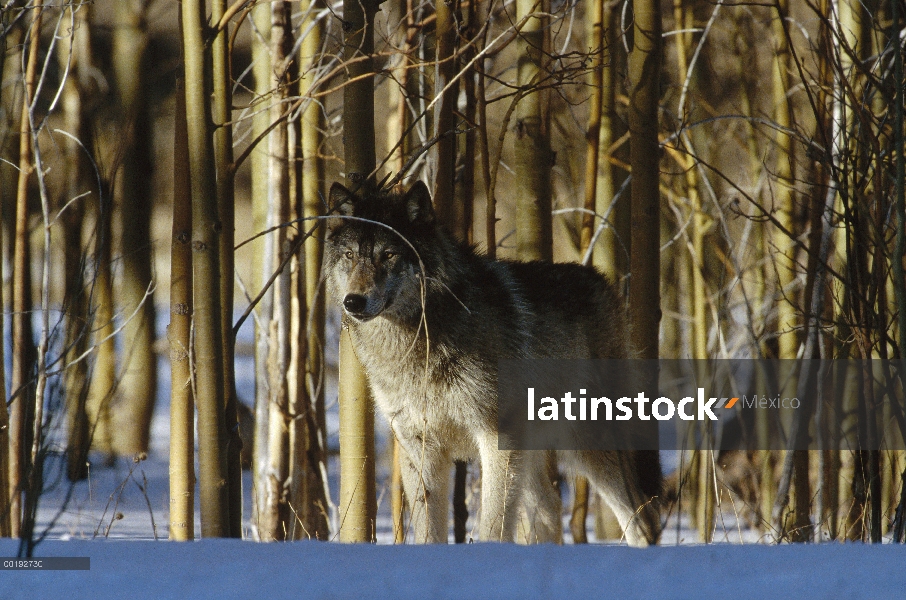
[323,180,661,546]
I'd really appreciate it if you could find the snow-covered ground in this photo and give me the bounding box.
[2,538,904,599]
[8,311,906,598]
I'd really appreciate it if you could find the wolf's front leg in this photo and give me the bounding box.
[397,437,450,543]
[477,441,521,542]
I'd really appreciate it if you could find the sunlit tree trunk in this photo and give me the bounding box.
[338,0,379,543]
[299,0,330,540]
[182,0,230,537]
[386,0,411,543]
[211,0,243,539]
[261,1,294,542]
[589,2,631,540]
[112,0,157,456]
[771,0,798,362]
[85,194,115,461]
[250,0,274,534]
[169,77,195,541]
[514,0,552,261]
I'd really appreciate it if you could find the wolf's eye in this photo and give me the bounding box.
[381,250,396,261]
[344,250,354,260]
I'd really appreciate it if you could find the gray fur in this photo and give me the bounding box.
[324,181,661,546]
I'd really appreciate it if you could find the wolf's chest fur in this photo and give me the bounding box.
[347,308,499,459]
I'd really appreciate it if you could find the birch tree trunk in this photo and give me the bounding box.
[627,0,662,358]
[250,0,274,532]
[181,0,230,537]
[211,0,243,539]
[261,1,294,542]
[9,0,43,539]
[626,0,663,542]
[299,0,330,540]
[169,77,194,541]
[514,0,552,261]
[338,0,379,543]
[58,2,93,482]
[112,0,157,456]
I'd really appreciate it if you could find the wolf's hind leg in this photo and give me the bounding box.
[566,450,661,547]
[518,450,563,544]
[397,439,450,543]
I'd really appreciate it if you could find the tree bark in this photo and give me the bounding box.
[58,2,93,483]
[514,0,552,261]
[627,0,662,359]
[338,0,379,543]
[9,0,43,540]
[169,77,195,541]
[211,0,243,539]
[299,0,330,540]
[181,0,230,538]
[112,0,157,456]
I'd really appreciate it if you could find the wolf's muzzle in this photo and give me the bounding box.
[343,293,382,321]
[343,294,368,314]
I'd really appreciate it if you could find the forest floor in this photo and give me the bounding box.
[5,313,906,598]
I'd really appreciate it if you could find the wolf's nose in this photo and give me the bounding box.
[343,294,368,314]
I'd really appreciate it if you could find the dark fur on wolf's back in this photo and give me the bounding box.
[324,180,662,545]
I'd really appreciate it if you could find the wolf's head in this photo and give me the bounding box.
[323,181,435,323]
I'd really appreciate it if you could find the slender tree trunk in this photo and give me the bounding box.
[211,0,242,539]
[891,0,906,546]
[386,0,410,543]
[85,189,115,460]
[771,0,798,361]
[169,77,195,541]
[456,0,478,244]
[182,0,230,538]
[10,0,43,540]
[112,0,157,456]
[581,0,605,254]
[250,0,274,535]
[592,0,630,283]
[338,0,379,543]
[514,0,552,261]
[627,0,662,358]
[58,3,93,482]
[299,0,330,540]
[0,3,24,538]
[433,0,461,231]
[590,3,630,540]
[626,0,663,544]
[392,438,405,542]
[285,4,308,542]
[573,1,609,540]
[261,1,294,542]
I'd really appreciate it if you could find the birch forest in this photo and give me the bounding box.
[0,0,904,546]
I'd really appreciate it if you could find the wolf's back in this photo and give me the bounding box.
[497,259,628,361]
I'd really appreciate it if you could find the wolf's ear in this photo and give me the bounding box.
[327,182,356,230]
[404,180,435,226]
